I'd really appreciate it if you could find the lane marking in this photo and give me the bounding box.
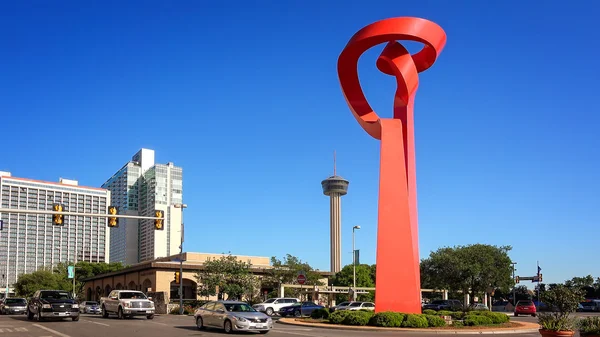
[83,320,110,327]
[150,321,169,326]
[273,330,327,337]
[32,324,71,337]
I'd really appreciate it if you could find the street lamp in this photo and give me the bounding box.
[511,262,517,307]
[352,225,360,301]
[174,203,187,315]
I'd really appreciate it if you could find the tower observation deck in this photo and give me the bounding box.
[321,153,349,274]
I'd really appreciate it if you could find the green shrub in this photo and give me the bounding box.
[578,316,600,336]
[422,309,437,315]
[329,310,351,324]
[341,311,373,326]
[169,305,194,315]
[425,315,447,327]
[480,311,509,324]
[437,310,453,316]
[450,311,465,320]
[368,312,405,327]
[311,308,330,319]
[453,320,464,327]
[402,314,429,328]
[464,315,493,326]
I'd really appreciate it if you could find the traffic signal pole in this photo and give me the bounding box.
[0,208,164,220]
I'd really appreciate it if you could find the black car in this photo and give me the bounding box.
[423,299,463,311]
[27,290,80,321]
[1,298,28,315]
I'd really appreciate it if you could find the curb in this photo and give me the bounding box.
[277,318,540,335]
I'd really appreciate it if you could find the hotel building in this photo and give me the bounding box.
[0,171,111,292]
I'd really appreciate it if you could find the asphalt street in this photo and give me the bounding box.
[0,313,598,337]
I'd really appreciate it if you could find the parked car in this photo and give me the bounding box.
[100,290,155,319]
[79,301,101,314]
[329,301,350,312]
[578,300,600,312]
[195,300,272,334]
[0,298,27,315]
[423,299,463,311]
[514,300,536,317]
[492,300,511,312]
[343,302,375,311]
[469,303,490,311]
[252,298,299,316]
[278,301,324,317]
[26,290,79,321]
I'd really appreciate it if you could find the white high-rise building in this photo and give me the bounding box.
[0,171,111,292]
[102,149,183,265]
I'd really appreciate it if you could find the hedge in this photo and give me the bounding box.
[326,310,510,328]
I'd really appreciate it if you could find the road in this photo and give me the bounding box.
[0,313,598,337]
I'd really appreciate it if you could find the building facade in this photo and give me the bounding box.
[102,149,183,265]
[0,171,111,292]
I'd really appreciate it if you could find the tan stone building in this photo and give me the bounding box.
[82,252,333,304]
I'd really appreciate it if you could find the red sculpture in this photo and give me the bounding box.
[337,17,446,313]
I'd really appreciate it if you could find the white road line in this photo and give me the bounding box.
[83,320,110,327]
[32,324,71,337]
[273,330,327,337]
[150,321,169,326]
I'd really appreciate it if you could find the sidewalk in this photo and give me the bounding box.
[278,318,540,335]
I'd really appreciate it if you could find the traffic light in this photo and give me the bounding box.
[154,210,164,230]
[52,203,65,226]
[539,274,542,282]
[515,276,520,284]
[107,206,119,228]
[174,271,180,284]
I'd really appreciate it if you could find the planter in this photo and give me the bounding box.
[538,329,575,337]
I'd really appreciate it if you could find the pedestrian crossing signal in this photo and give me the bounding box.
[52,203,65,226]
[154,210,164,230]
[108,206,119,228]
[515,276,520,284]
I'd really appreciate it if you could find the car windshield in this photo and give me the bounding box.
[518,301,534,306]
[349,302,362,307]
[264,299,276,303]
[581,302,595,306]
[431,300,446,304]
[337,302,350,306]
[5,299,26,304]
[86,302,99,305]
[119,292,147,299]
[224,303,255,312]
[40,291,72,300]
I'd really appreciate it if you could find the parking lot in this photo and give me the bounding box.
[0,312,599,337]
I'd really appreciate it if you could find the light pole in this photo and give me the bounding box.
[511,262,517,307]
[174,203,187,315]
[352,225,360,301]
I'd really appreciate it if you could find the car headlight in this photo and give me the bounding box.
[149,302,154,307]
[267,317,273,323]
[42,304,51,309]
[124,302,131,308]
[72,304,79,309]
[236,316,248,322]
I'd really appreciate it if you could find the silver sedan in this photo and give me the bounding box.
[194,300,272,334]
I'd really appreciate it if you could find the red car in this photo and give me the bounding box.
[514,300,537,317]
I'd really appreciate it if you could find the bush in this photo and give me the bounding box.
[341,311,373,326]
[422,309,437,315]
[479,311,509,324]
[402,314,429,328]
[464,314,493,326]
[311,308,330,319]
[368,312,405,327]
[450,311,465,320]
[169,305,194,315]
[437,310,453,316]
[578,316,600,336]
[453,320,464,327]
[425,315,447,327]
[329,310,351,324]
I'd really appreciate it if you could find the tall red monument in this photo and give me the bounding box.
[337,17,446,313]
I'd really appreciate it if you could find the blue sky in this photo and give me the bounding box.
[1,1,598,286]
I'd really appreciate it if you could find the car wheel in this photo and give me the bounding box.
[294,310,301,317]
[147,314,154,320]
[72,316,79,321]
[532,314,536,317]
[101,306,109,318]
[514,313,518,317]
[196,316,204,330]
[265,307,274,316]
[117,307,124,319]
[36,310,43,321]
[259,331,269,334]
[224,319,233,333]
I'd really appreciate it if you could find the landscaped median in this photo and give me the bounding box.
[278,309,540,333]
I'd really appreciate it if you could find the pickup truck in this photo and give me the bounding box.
[100,290,155,319]
[26,290,79,321]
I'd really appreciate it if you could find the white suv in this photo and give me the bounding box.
[252,298,299,316]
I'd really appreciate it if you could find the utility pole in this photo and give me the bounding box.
[174,203,187,315]
[511,262,517,307]
[352,225,360,301]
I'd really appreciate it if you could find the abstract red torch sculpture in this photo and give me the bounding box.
[337,17,446,313]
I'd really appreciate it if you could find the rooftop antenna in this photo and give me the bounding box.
[333,150,337,176]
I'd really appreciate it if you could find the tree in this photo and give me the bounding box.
[332,264,376,301]
[420,244,514,302]
[195,254,259,301]
[53,261,125,299]
[565,275,596,298]
[266,254,324,299]
[14,269,71,298]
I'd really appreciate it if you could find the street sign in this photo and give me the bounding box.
[297,274,306,285]
[67,266,75,279]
